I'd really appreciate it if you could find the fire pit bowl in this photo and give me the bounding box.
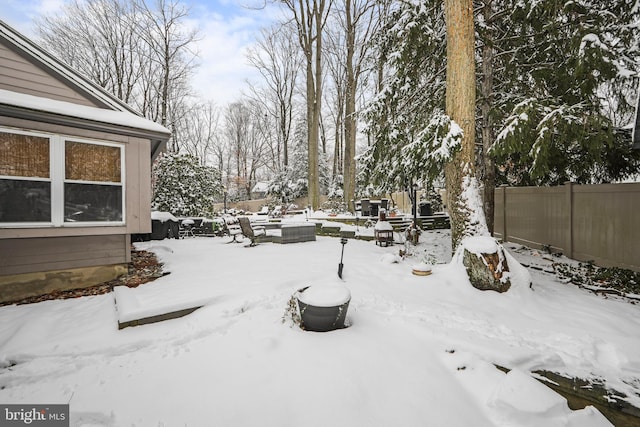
[296,285,351,332]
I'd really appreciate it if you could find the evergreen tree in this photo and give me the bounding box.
[364,0,640,198]
[152,153,222,217]
[490,0,640,185]
[361,0,461,194]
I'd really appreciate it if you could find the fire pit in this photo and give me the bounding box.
[296,285,351,332]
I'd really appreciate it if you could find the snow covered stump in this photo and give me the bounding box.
[295,284,351,332]
[412,262,433,276]
[461,236,511,293]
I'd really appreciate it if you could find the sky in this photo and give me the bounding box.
[2,0,280,105]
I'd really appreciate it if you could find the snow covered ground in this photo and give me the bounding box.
[1,221,639,426]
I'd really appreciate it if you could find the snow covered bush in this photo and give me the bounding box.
[152,152,222,217]
[267,170,308,203]
[491,99,640,185]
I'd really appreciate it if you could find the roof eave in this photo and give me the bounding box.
[0,104,171,156]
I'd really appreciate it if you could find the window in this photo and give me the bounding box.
[0,132,51,222]
[0,128,125,226]
[64,141,123,222]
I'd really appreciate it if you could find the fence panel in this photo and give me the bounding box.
[495,182,640,272]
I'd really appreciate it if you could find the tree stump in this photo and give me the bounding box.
[463,244,511,293]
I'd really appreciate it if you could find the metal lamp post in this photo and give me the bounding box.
[412,183,418,225]
[412,183,419,244]
[223,187,227,214]
[338,237,348,278]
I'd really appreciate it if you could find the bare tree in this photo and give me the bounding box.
[36,0,199,154]
[176,100,221,166]
[37,0,142,104]
[324,19,346,180]
[134,0,199,150]
[247,23,302,173]
[324,53,346,179]
[337,0,379,211]
[226,102,250,197]
[280,0,332,209]
[225,101,272,199]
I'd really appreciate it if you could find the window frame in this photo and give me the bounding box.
[0,127,126,228]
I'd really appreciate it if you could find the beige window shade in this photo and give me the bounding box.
[0,132,50,178]
[65,141,121,183]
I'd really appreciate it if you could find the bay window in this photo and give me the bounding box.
[0,128,125,226]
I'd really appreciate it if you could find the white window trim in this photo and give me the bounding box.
[0,127,126,228]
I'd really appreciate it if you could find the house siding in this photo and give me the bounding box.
[0,234,129,276]
[127,136,152,234]
[0,234,129,303]
[0,38,97,107]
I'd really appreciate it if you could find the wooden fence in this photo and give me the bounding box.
[494,182,640,272]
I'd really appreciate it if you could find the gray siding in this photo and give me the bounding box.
[0,234,129,276]
[0,38,97,107]
[127,136,152,234]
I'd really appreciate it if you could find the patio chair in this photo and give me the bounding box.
[224,217,242,243]
[238,217,266,247]
[360,199,371,217]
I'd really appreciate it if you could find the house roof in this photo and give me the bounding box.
[0,89,169,134]
[0,20,170,159]
[251,181,269,193]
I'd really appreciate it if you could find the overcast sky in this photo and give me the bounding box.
[3,0,280,105]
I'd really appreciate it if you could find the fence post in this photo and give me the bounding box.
[564,181,574,259]
[501,185,508,242]
[493,184,507,242]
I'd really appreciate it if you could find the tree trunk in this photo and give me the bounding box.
[462,243,511,292]
[281,100,289,168]
[285,0,323,210]
[306,56,318,209]
[444,0,480,251]
[343,0,357,212]
[307,24,320,209]
[305,0,324,211]
[481,0,496,235]
[302,20,320,211]
[333,113,342,178]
